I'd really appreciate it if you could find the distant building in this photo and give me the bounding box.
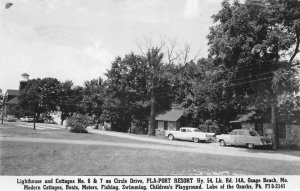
[230,109,300,149]
[19,73,29,91]
[2,73,29,117]
[155,109,195,135]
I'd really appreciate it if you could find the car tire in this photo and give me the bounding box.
[247,143,254,149]
[168,134,175,140]
[219,140,226,146]
[193,138,199,143]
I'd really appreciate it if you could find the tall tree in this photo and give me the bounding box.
[103,51,172,133]
[103,54,150,132]
[19,78,60,130]
[137,39,197,135]
[58,81,83,125]
[0,89,3,107]
[0,89,3,124]
[81,78,105,127]
[146,47,165,136]
[207,0,300,148]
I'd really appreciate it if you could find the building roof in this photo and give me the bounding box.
[155,110,184,122]
[6,89,19,96]
[6,96,19,105]
[230,109,300,125]
[22,73,29,76]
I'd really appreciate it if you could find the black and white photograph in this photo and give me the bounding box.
[0,0,300,190]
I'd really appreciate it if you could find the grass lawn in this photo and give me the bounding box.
[1,141,300,175]
[0,123,169,146]
[1,123,300,175]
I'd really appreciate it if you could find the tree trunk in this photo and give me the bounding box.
[33,112,36,131]
[61,113,65,125]
[1,101,4,124]
[149,91,156,136]
[271,104,279,149]
[148,74,156,137]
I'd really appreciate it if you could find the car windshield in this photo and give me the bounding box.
[192,129,200,132]
[249,131,259,136]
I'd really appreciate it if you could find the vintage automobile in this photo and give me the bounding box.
[165,127,215,143]
[20,116,34,122]
[216,129,272,149]
[4,115,18,122]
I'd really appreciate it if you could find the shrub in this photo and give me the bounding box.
[129,119,148,134]
[66,115,92,133]
[198,119,221,133]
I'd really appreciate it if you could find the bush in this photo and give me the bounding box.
[129,119,148,134]
[66,115,92,133]
[198,119,221,133]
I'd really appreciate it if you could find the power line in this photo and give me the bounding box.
[227,76,273,87]
[231,71,274,82]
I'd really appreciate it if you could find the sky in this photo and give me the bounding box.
[0,0,224,92]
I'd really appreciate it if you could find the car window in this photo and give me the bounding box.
[238,131,245,135]
[231,131,238,135]
[192,129,200,132]
[249,131,259,136]
[180,129,186,132]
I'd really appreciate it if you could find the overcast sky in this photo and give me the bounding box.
[0,0,223,92]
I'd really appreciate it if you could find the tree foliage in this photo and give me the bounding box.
[58,81,84,125]
[207,0,300,106]
[206,0,300,147]
[80,78,105,126]
[19,78,60,118]
[102,50,173,133]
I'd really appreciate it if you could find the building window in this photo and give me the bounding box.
[255,123,263,136]
[163,121,168,130]
[278,124,286,139]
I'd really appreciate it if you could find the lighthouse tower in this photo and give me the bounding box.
[19,73,30,91]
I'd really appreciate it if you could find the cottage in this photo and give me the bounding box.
[154,109,196,135]
[230,110,300,149]
[3,89,19,116]
[2,73,29,117]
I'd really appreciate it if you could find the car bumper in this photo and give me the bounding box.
[202,137,215,142]
[260,142,272,146]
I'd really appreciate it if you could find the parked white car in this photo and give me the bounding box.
[216,129,272,149]
[165,127,215,143]
[20,116,34,122]
[4,115,18,122]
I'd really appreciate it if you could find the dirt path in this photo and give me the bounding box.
[1,136,300,162]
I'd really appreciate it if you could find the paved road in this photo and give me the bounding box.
[1,123,300,162]
[88,128,300,162]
